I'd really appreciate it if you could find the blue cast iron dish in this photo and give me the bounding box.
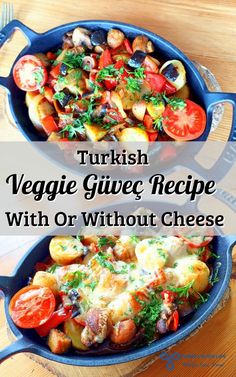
[0,198,235,366]
[0,19,236,141]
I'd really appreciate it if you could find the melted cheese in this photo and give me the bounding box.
[52,236,210,324]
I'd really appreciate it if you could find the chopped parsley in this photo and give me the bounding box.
[84,281,98,291]
[164,95,186,110]
[153,116,164,131]
[133,67,146,79]
[130,235,139,243]
[62,51,85,69]
[97,237,115,248]
[143,93,163,106]
[209,262,221,285]
[47,264,60,273]
[33,67,44,87]
[61,270,86,292]
[167,280,194,298]
[97,64,123,81]
[134,291,162,341]
[60,97,97,139]
[95,252,135,274]
[57,75,68,85]
[126,76,141,93]
[194,292,210,309]
[53,91,66,101]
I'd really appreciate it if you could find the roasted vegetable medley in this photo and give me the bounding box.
[9,234,219,354]
[13,27,206,141]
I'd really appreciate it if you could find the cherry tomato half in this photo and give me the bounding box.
[13,55,48,92]
[9,286,55,328]
[162,99,206,141]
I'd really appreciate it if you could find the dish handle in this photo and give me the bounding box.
[0,20,39,90]
[0,337,34,363]
[205,92,236,141]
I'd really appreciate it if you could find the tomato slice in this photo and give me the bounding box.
[163,81,177,95]
[180,235,213,248]
[148,131,158,141]
[145,72,166,93]
[13,55,48,92]
[41,115,59,135]
[168,310,179,331]
[9,286,55,328]
[162,99,206,140]
[99,49,113,69]
[123,39,133,54]
[35,307,72,337]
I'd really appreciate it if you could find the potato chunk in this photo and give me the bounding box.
[49,236,84,265]
[175,259,210,293]
[47,329,71,354]
[32,271,59,295]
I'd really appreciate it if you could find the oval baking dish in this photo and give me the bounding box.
[0,20,236,141]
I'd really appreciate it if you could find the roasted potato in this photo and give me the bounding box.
[135,238,168,271]
[146,101,165,119]
[176,259,210,292]
[132,100,147,121]
[47,328,71,354]
[32,271,59,295]
[49,236,84,265]
[119,127,149,142]
[64,319,88,350]
[84,123,108,141]
[107,29,125,49]
[110,319,136,344]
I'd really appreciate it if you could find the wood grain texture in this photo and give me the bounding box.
[0,0,236,376]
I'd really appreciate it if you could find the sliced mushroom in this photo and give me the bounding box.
[107,29,125,49]
[94,44,108,53]
[132,35,154,53]
[62,32,74,49]
[72,27,92,49]
[147,40,155,53]
[82,56,97,71]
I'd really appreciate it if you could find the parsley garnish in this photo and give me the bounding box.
[47,264,60,273]
[97,64,123,81]
[143,93,163,106]
[209,262,221,285]
[84,281,98,291]
[126,77,141,93]
[97,237,115,248]
[53,92,66,101]
[95,252,135,274]
[61,270,86,292]
[133,67,146,79]
[153,116,164,131]
[62,51,85,69]
[60,97,97,139]
[33,67,44,87]
[163,95,186,110]
[167,280,194,298]
[134,291,162,341]
[130,235,139,243]
[194,292,210,309]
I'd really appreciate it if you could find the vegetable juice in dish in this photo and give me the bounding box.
[9,234,218,355]
[13,27,206,142]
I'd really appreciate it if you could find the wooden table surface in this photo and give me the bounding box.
[0,0,236,376]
